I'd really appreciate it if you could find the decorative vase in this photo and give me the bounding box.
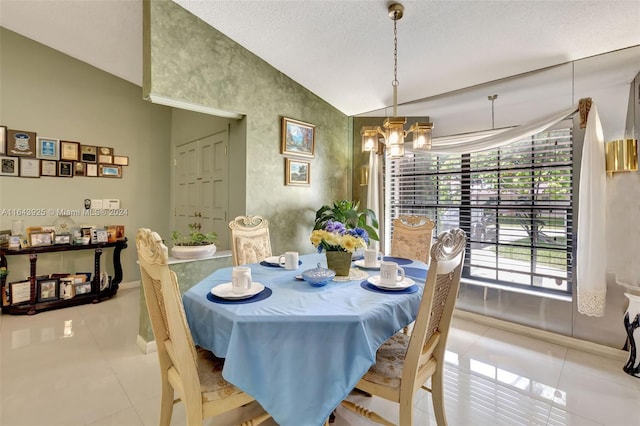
[171,244,217,260]
[325,251,352,276]
[623,293,640,378]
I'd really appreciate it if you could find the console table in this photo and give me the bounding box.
[0,238,128,315]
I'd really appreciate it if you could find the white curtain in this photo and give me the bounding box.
[576,105,607,316]
[368,100,607,315]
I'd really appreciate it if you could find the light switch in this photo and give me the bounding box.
[103,199,120,209]
[91,199,103,209]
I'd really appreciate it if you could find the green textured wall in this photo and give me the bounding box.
[144,0,351,255]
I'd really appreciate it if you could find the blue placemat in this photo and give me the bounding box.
[403,267,427,280]
[260,260,303,268]
[207,287,272,304]
[360,281,418,294]
[383,256,412,265]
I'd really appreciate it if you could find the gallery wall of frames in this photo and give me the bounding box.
[0,125,130,178]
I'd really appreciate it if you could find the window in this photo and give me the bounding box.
[386,123,573,296]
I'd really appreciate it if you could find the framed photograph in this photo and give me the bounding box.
[19,158,40,178]
[113,155,129,166]
[0,229,10,248]
[41,160,57,176]
[281,117,315,158]
[285,158,310,186]
[37,278,59,302]
[54,234,71,245]
[10,281,31,305]
[30,231,53,247]
[86,163,98,177]
[0,125,6,154]
[58,161,73,177]
[8,235,21,250]
[7,129,36,157]
[74,161,86,177]
[80,145,97,163]
[98,165,122,178]
[0,156,19,176]
[60,141,80,161]
[98,147,113,163]
[36,137,60,160]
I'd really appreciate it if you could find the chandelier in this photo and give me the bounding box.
[361,3,433,157]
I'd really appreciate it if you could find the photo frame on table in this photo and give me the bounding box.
[30,231,53,247]
[58,161,73,177]
[36,137,60,160]
[281,117,315,158]
[9,281,31,305]
[60,141,80,161]
[285,158,310,186]
[6,129,36,157]
[37,278,59,302]
[0,125,6,154]
[0,229,10,248]
[0,156,19,176]
[19,158,40,178]
[80,145,97,163]
[40,160,57,177]
[113,155,128,166]
[98,164,122,178]
[54,234,71,245]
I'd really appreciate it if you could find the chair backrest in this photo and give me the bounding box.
[402,228,466,392]
[228,215,272,266]
[390,215,435,264]
[136,229,201,403]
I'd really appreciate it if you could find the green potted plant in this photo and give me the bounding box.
[171,223,217,259]
[314,200,379,242]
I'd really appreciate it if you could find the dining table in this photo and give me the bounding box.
[182,252,429,426]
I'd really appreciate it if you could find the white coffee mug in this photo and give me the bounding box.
[279,251,299,270]
[231,267,252,293]
[364,249,382,267]
[379,261,405,286]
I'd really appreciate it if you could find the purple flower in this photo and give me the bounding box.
[325,220,346,234]
[347,227,369,244]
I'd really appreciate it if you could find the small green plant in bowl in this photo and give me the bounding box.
[171,223,217,246]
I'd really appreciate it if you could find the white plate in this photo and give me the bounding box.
[210,282,265,300]
[354,259,381,270]
[264,256,282,266]
[367,275,415,290]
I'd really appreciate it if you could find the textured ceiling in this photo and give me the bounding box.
[1,0,639,118]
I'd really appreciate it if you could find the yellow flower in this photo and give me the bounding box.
[341,235,358,252]
[310,230,325,247]
[324,232,341,247]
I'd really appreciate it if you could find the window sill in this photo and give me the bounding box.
[461,278,572,302]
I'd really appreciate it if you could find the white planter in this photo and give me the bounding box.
[171,244,217,260]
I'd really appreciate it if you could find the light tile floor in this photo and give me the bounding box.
[1,286,639,426]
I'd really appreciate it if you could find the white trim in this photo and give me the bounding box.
[462,278,572,302]
[145,94,244,119]
[136,334,157,354]
[454,309,627,361]
[119,280,140,290]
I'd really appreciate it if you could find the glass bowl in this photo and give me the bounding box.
[301,263,336,287]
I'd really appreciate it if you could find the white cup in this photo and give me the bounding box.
[279,251,299,270]
[231,267,252,293]
[379,261,405,286]
[364,249,382,267]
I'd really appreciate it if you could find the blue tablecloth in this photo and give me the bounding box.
[182,253,427,426]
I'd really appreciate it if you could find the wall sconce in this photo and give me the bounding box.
[605,139,638,175]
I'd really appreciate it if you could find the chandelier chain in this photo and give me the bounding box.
[392,12,399,87]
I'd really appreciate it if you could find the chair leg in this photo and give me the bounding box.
[159,381,174,426]
[240,412,271,426]
[341,400,395,426]
[431,367,448,426]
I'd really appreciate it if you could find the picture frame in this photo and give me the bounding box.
[8,235,21,250]
[54,234,71,245]
[60,141,80,161]
[98,147,113,163]
[0,156,19,176]
[6,129,36,157]
[113,155,129,166]
[86,163,98,177]
[74,161,86,177]
[37,278,59,302]
[36,137,60,160]
[30,231,53,247]
[58,161,73,177]
[80,145,97,163]
[281,117,315,158]
[0,229,11,248]
[40,160,57,177]
[0,125,6,154]
[98,164,122,178]
[285,158,311,186]
[9,280,31,305]
[19,158,40,178]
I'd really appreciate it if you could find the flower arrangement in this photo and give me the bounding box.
[310,220,369,253]
[171,223,217,247]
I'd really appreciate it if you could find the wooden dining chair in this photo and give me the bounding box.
[136,228,270,426]
[228,215,273,266]
[390,215,436,265]
[341,228,466,426]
